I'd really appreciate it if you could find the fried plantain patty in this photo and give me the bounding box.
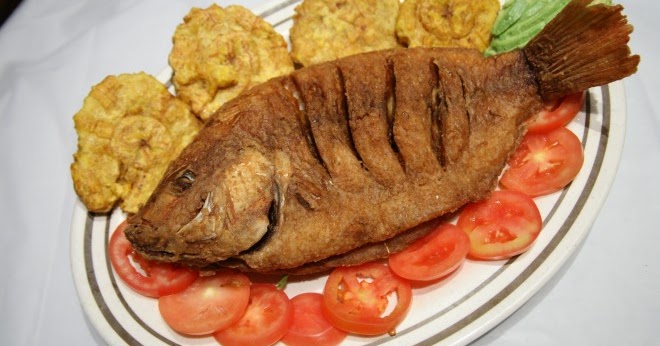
[169,4,294,121]
[71,72,202,213]
[289,0,402,67]
[396,0,500,52]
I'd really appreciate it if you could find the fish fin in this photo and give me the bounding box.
[523,0,639,100]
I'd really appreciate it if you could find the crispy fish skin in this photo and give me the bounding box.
[71,73,201,213]
[126,48,539,271]
[289,0,402,67]
[396,0,500,52]
[125,0,639,274]
[240,49,539,271]
[170,4,294,121]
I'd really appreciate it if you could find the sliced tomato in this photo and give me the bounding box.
[500,127,584,197]
[388,223,469,281]
[108,220,197,298]
[158,270,250,335]
[526,91,585,134]
[457,190,542,260]
[214,284,293,346]
[281,293,347,346]
[322,262,412,336]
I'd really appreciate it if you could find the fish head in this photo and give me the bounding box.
[125,143,277,266]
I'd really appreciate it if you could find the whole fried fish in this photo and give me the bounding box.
[125,0,639,274]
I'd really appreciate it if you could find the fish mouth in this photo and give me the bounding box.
[124,218,178,262]
[124,191,220,264]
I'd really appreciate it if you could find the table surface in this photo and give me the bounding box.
[1,0,658,345]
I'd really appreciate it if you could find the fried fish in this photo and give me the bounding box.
[125,0,639,274]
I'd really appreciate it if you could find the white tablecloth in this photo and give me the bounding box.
[1,0,657,345]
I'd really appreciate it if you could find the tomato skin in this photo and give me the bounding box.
[500,127,584,197]
[158,270,250,335]
[108,221,198,298]
[388,224,470,281]
[526,91,585,134]
[281,293,347,346]
[214,284,293,346]
[457,190,542,260]
[322,262,412,336]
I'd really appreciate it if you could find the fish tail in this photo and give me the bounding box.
[523,0,639,100]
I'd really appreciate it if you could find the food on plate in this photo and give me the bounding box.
[485,0,570,56]
[158,269,251,335]
[213,284,294,346]
[457,190,542,260]
[169,4,294,120]
[289,0,402,66]
[396,0,500,52]
[388,223,470,281]
[70,72,202,213]
[525,91,585,134]
[321,262,412,335]
[500,127,585,197]
[124,0,638,275]
[484,0,612,56]
[282,217,445,275]
[109,221,198,297]
[281,293,347,346]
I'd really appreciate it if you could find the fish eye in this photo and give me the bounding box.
[172,169,196,193]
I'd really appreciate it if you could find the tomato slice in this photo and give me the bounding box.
[500,127,584,197]
[214,284,293,346]
[281,293,347,346]
[457,190,542,260]
[322,262,412,336]
[108,220,197,298]
[388,223,469,281]
[526,91,585,134]
[158,270,251,335]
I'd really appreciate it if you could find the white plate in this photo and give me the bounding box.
[70,1,628,345]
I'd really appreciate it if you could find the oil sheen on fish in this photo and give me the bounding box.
[125,0,639,274]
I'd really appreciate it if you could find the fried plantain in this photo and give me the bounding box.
[289,0,402,67]
[396,0,500,52]
[71,72,202,213]
[169,4,294,121]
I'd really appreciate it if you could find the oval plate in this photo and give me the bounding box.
[70,1,627,345]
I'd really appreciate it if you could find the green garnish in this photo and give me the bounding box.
[276,275,289,290]
[485,0,614,57]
